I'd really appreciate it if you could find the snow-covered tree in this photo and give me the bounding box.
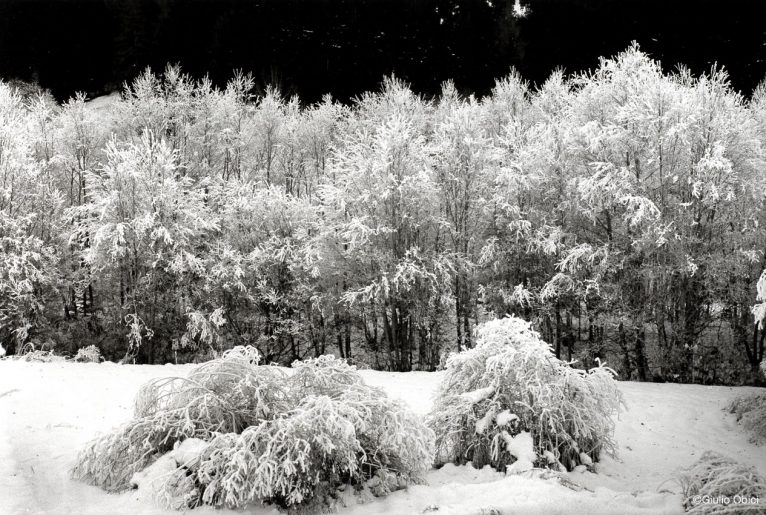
[70,131,218,361]
[320,81,454,370]
[1,50,764,382]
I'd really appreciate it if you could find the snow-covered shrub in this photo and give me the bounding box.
[13,342,64,362]
[428,316,622,472]
[72,345,104,363]
[157,356,433,509]
[73,352,433,510]
[288,353,365,396]
[133,346,290,428]
[194,396,380,507]
[676,451,766,513]
[72,346,289,491]
[287,355,434,489]
[726,393,766,444]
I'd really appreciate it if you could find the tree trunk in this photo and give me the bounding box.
[618,322,631,379]
[555,308,562,359]
[344,320,351,361]
[634,325,648,381]
[455,276,463,351]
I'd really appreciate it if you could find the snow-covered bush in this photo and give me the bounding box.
[72,346,289,491]
[11,342,64,362]
[183,390,432,508]
[23,350,65,362]
[154,356,433,509]
[726,393,766,444]
[676,451,766,513]
[72,345,104,363]
[73,351,433,510]
[428,316,622,473]
[289,353,364,397]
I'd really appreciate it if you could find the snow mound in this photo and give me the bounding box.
[503,431,535,474]
[496,410,519,427]
[172,438,208,466]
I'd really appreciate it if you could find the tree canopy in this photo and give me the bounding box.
[1,47,765,384]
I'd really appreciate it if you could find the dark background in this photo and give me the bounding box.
[1,0,765,102]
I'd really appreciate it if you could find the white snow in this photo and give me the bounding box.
[496,409,519,427]
[475,407,496,434]
[502,431,536,474]
[578,452,593,467]
[171,438,208,467]
[130,454,179,505]
[1,360,765,514]
[459,385,496,404]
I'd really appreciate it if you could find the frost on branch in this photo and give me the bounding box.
[174,356,434,509]
[71,346,289,492]
[726,393,766,445]
[428,316,622,473]
[751,270,766,329]
[190,386,432,509]
[72,345,104,363]
[72,351,433,510]
[676,451,766,514]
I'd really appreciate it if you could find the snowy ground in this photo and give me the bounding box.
[1,360,764,515]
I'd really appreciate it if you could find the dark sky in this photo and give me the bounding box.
[0,0,765,102]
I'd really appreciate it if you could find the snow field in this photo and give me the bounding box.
[1,360,764,514]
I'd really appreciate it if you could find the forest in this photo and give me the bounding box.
[1,45,765,385]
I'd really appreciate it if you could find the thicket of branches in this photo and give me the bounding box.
[1,45,766,383]
[72,349,434,509]
[726,392,766,444]
[676,451,766,514]
[428,316,622,472]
